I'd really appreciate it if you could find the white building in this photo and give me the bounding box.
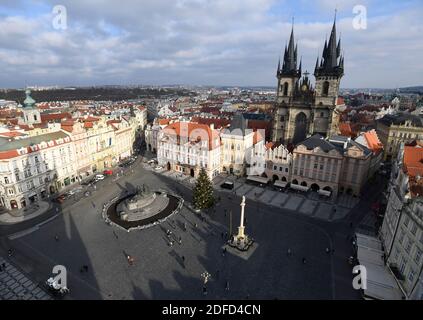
[380,144,423,299]
[264,142,292,185]
[0,131,77,209]
[157,121,221,179]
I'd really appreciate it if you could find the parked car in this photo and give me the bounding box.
[103,170,113,176]
[54,194,66,203]
[95,174,105,181]
[221,181,234,190]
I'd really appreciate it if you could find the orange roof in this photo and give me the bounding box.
[0,131,25,138]
[41,113,72,122]
[158,118,171,126]
[339,122,354,137]
[403,146,423,177]
[253,130,264,144]
[84,122,93,128]
[337,97,345,105]
[363,130,383,153]
[403,146,423,197]
[163,122,220,150]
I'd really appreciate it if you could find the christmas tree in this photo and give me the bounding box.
[193,168,214,210]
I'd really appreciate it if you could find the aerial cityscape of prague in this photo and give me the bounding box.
[0,0,422,309]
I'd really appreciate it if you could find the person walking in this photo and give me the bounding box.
[287,248,292,256]
[325,247,330,254]
[302,257,307,264]
[225,280,230,291]
[54,234,59,242]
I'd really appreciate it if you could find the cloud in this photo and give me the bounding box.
[0,0,421,88]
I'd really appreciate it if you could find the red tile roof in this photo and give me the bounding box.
[363,130,383,153]
[163,122,220,150]
[403,146,423,197]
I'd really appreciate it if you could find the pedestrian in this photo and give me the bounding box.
[287,248,292,256]
[221,232,224,239]
[8,249,12,257]
[55,207,59,213]
[222,247,226,257]
[194,223,198,228]
[302,257,306,264]
[178,236,182,245]
[127,255,134,266]
[225,280,230,291]
[350,222,353,228]
[325,247,330,254]
[182,256,185,263]
[55,234,59,241]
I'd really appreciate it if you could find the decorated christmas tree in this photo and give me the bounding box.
[193,168,214,210]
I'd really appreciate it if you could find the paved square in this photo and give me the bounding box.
[235,184,254,197]
[283,195,304,211]
[299,200,318,216]
[314,203,333,220]
[259,190,278,203]
[270,193,289,207]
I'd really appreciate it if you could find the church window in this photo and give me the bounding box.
[283,82,289,96]
[322,81,330,96]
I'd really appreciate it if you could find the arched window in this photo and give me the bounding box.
[322,81,329,96]
[283,82,289,96]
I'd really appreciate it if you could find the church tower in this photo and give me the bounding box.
[312,14,344,137]
[22,89,41,126]
[272,13,344,145]
[273,24,303,143]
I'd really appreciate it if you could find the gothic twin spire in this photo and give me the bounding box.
[277,13,343,78]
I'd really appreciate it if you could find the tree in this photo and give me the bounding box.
[193,168,214,210]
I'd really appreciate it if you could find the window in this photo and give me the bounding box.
[4,177,9,184]
[408,269,415,283]
[411,224,417,235]
[314,163,318,169]
[404,216,410,228]
[415,249,422,264]
[405,238,412,253]
[283,82,289,96]
[322,81,329,96]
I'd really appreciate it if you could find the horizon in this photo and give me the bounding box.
[0,0,422,89]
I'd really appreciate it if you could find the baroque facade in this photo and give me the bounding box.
[273,18,345,145]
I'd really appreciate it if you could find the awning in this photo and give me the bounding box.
[247,176,269,184]
[290,184,309,192]
[274,180,287,188]
[355,233,403,300]
[318,189,332,197]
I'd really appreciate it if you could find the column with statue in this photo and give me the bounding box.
[228,195,254,251]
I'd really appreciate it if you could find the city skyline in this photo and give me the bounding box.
[0,0,422,89]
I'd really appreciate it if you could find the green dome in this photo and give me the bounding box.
[24,89,36,108]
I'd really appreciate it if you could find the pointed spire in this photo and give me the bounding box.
[315,10,344,77]
[280,19,300,76]
[277,57,281,75]
[299,57,302,76]
[314,56,320,73]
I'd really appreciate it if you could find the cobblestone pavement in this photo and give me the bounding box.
[0,256,52,300]
[145,164,357,222]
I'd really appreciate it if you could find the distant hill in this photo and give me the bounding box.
[0,87,196,103]
[399,86,423,94]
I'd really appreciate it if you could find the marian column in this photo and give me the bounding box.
[236,196,246,239]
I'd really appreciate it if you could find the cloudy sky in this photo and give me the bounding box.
[0,0,422,89]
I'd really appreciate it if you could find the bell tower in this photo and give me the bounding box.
[312,13,344,137]
[273,23,302,142]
